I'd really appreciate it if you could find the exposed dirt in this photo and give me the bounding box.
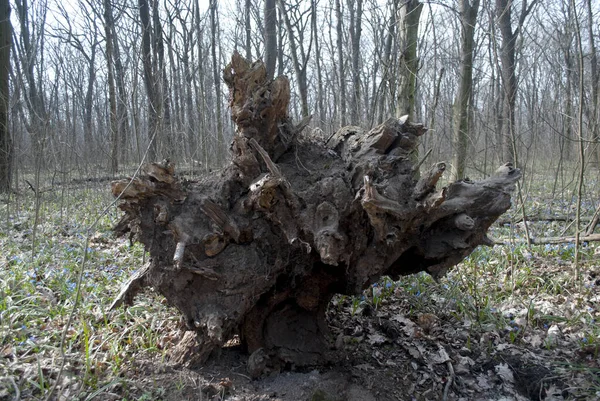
[97,291,586,401]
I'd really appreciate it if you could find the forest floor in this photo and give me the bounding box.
[1,176,599,401]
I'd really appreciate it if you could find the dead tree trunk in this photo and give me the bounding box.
[111,53,520,370]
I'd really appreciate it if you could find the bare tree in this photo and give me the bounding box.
[139,0,159,161]
[104,0,118,173]
[153,0,172,157]
[450,0,480,181]
[348,0,362,124]
[277,0,312,118]
[311,0,324,128]
[585,0,599,166]
[108,0,130,163]
[210,0,224,162]
[335,0,346,126]
[193,0,208,165]
[0,0,11,192]
[264,0,277,79]
[377,3,396,125]
[14,0,48,164]
[571,0,585,279]
[396,0,422,119]
[54,0,100,162]
[245,0,252,60]
[495,0,538,164]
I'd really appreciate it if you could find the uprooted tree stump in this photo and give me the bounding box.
[110,53,520,370]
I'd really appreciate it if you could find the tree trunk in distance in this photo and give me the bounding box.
[104,0,118,174]
[450,0,480,181]
[103,0,130,164]
[348,0,362,125]
[153,1,172,158]
[193,0,207,166]
[210,0,224,163]
[111,53,520,371]
[264,0,277,80]
[245,0,252,61]
[585,0,599,166]
[396,0,422,174]
[312,0,324,129]
[335,0,346,127]
[378,6,395,125]
[139,0,159,161]
[496,0,517,164]
[0,0,11,192]
[396,0,422,119]
[14,0,47,167]
[277,0,309,118]
[112,21,130,163]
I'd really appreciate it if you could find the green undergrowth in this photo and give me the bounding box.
[1,173,599,399]
[353,239,600,398]
[1,185,181,400]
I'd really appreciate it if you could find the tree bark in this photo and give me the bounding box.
[0,0,11,192]
[348,0,362,125]
[139,0,159,161]
[82,39,97,161]
[14,0,47,166]
[103,0,129,165]
[396,0,422,119]
[450,0,480,181]
[496,0,517,164]
[264,0,277,80]
[193,0,207,165]
[210,0,224,162]
[153,0,172,158]
[104,0,118,174]
[245,0,252,61]
[111,13,130,164]
[277,6,285,77]
[111,53,520,370]
[335,0,346,127]
[585,0,599,166]
[495,0,538,164]
[378,5,395,125]
[312,0,324,129]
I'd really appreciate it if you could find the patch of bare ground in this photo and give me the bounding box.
[93,260,599,401]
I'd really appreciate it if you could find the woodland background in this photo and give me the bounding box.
[0,0,598,189]
[1,0,600,399]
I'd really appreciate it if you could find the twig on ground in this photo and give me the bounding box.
[442,360,455,401]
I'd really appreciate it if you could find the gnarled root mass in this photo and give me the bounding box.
[111,52,520,369]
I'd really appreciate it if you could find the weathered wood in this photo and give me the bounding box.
[110,53,520,370]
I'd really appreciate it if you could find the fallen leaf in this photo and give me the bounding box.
[528,334,543,348]
[495,363,514,383]
[403,344,422,359]
[367,333,387,345]
[455,355,475,375]
[476,373,493,390]
[391,315,418,336]
[429,345,450,365]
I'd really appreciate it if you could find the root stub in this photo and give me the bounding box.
[111,52,519,368]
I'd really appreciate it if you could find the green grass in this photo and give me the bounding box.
[0,184,180,400]
[1,171,600,399]
[356,239,600,397]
